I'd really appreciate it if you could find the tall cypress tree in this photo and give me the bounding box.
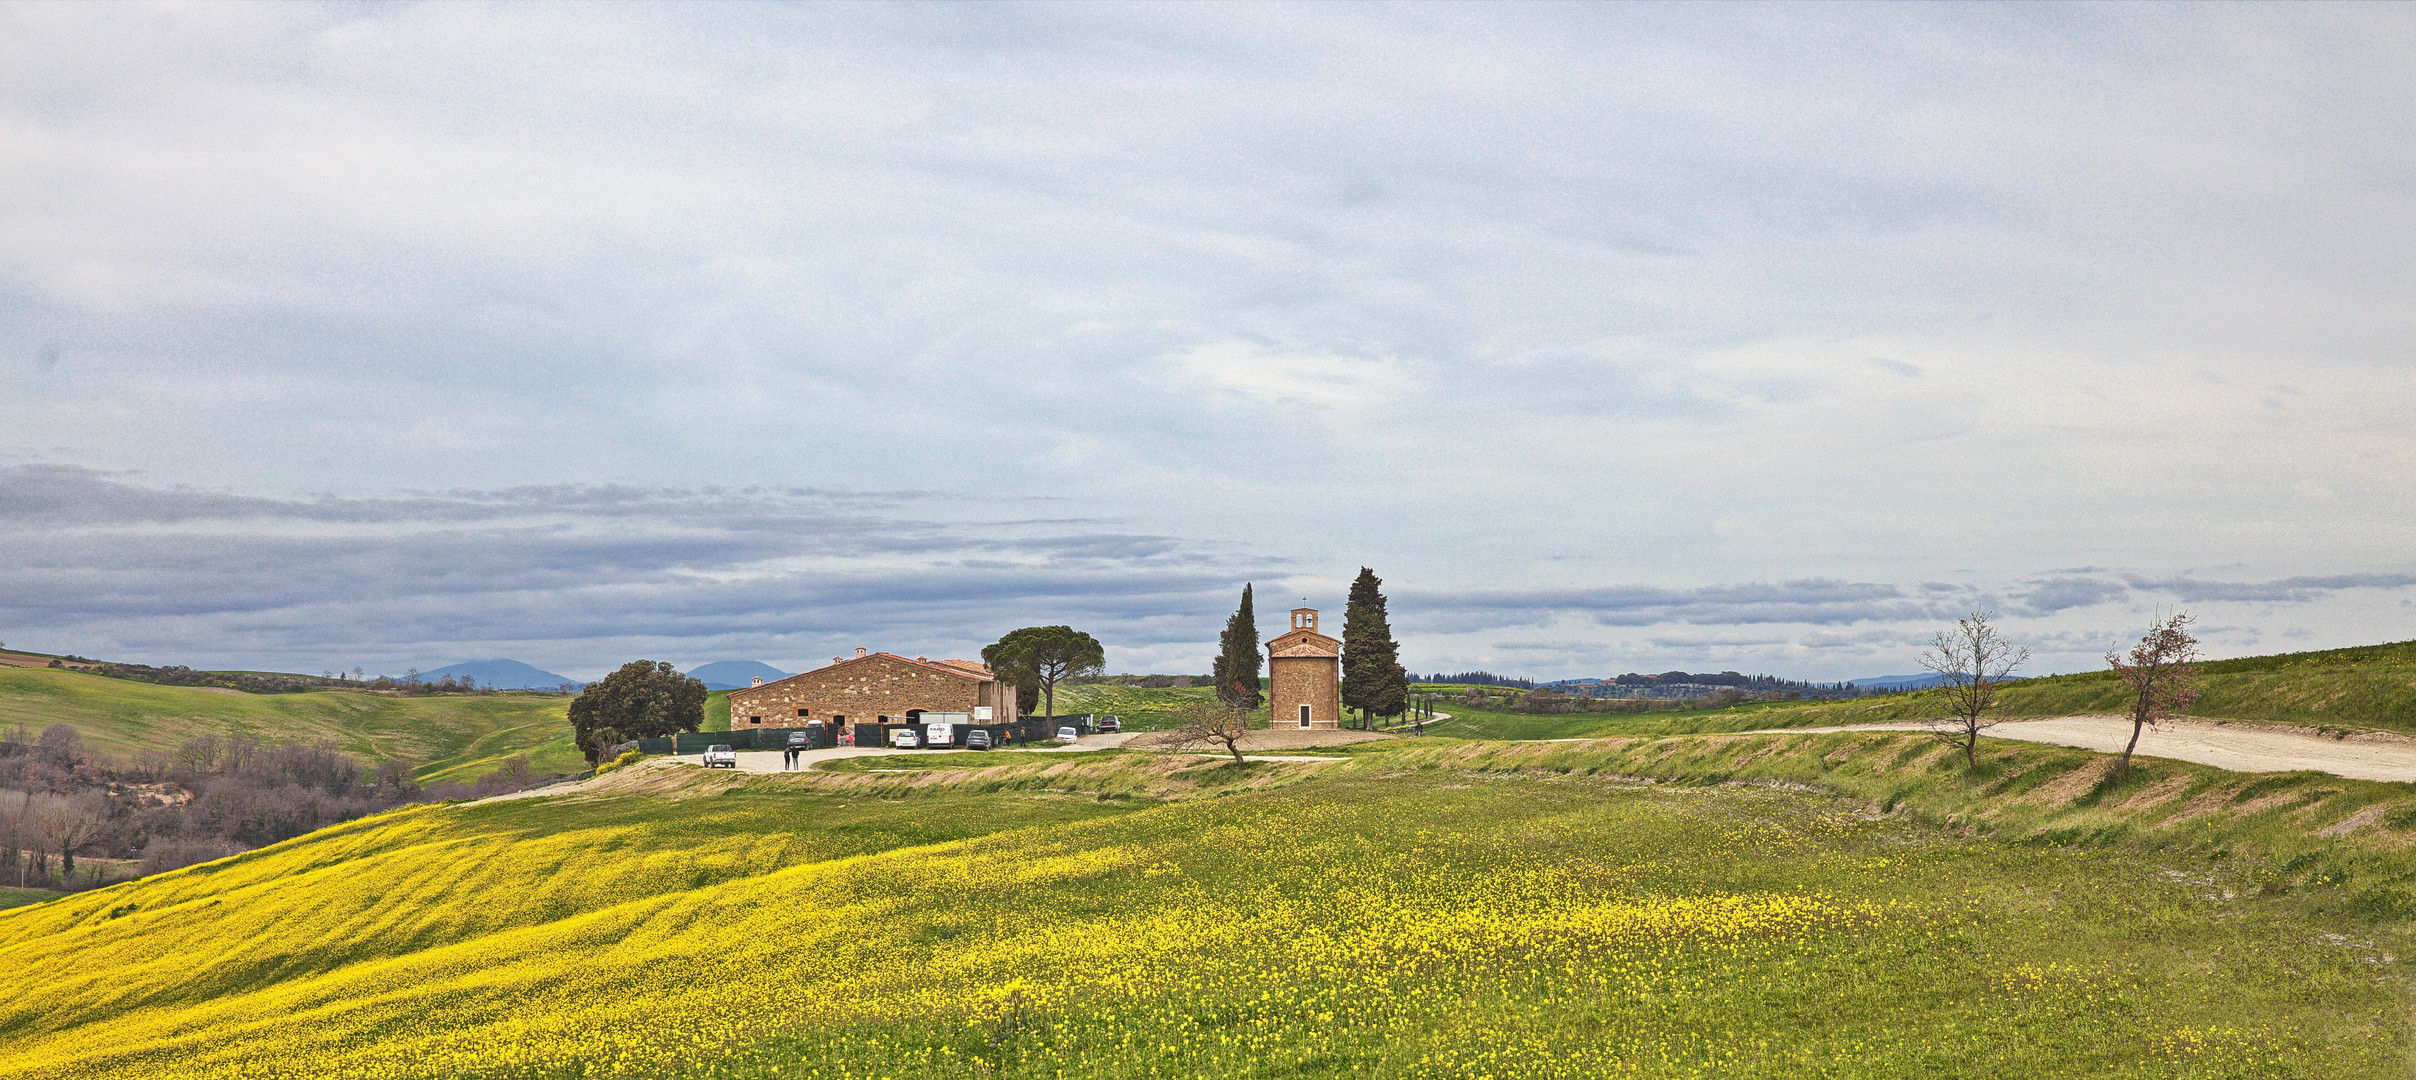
[1341,567,1406,729]
[1213,584,1263,711]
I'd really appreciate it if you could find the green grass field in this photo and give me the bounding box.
[1408,638,2416,739]
[1778,643,2416,733]
[2,730,2411,1078]
[0,667,583,781]
[1043,682,1223,728]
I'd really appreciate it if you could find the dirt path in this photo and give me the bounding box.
[1785,715,2416,783]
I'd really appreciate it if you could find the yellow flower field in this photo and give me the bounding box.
[0,756,2400,1078]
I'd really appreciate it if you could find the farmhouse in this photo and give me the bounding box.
[724,648,1009,743]
[1266,607,1342,729]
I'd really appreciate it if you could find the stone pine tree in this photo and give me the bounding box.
[983,625,1105,724]
[1341,567,1408,729]
[1211,584,1263,713]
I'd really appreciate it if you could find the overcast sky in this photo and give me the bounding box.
[3,2,2411,682]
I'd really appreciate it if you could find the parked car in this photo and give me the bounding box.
[786,730,811,750]
[1096,716,1122,734]
[1057,726,1080,743]
[966,729,995,751]
[702,744,737,768]
[890,728,922,749]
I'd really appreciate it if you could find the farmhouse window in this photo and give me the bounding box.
[748,715,763,725]
[1299,704,1311,728]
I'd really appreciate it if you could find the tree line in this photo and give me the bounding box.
[0,724,556,894]
[59,658,566,697]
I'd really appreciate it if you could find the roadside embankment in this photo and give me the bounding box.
[1371,730,2416,916]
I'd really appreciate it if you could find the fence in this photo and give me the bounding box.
[631,716,1100,756]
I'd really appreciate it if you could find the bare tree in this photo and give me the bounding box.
[0,789,26,888]
[37,792,105,880]
[1919,611,2030,768]
[1165,699,1253,766]
[2106,610,2201,783]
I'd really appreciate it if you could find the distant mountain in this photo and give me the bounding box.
[685,660,792,691]
[410,659,583,690]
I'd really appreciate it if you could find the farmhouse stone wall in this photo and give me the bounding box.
[1267,608,1341,730]
[725,653,1002,742]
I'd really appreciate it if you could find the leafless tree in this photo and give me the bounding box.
[1920,611,2030,768]
[2106,610,2201,783]
[0,788,27,888]
[1166,699,1253,765]
[37,792,105,880]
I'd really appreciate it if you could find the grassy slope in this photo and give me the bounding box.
[1043,683,1225,729]
[1710,639,2416,734]
[0,740,2409,1078]
[0,667,582,781]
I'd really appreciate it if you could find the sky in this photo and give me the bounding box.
[2,1,2412,683]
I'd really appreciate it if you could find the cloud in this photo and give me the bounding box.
[2122,573,2416,604]
[1160,341,1414,412]
[1412,579,1940,632]
[2014,577,2130,614]
[0,465,1271,676]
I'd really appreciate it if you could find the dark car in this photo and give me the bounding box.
[786,730,810,750]
[966,729,996,751]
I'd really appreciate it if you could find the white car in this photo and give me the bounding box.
[890,729,922,749]
[1056,726,1080,743]
[702,744,737,768]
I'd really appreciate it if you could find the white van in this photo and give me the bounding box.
[923,722,955,749]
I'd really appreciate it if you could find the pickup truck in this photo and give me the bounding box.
[702,744,737,768]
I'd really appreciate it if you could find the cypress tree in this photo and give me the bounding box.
[1213,584,1263,711]
[1341,567,1407,729]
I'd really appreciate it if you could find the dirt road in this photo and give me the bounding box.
[1800,716,2416,783]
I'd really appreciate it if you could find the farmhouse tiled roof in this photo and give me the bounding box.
[736,651,995,695]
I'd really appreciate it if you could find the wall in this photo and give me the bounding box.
[724,654,993,742]
[1269,654,1341,729]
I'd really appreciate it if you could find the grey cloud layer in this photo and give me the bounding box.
[6,465,2413,679]
[0,5,2409,677]
[0,465,1267,673]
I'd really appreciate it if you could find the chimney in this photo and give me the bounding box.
[833,657,844,666]
[916,655,928,662]
[855,647,867,658]
[751,676,763,688]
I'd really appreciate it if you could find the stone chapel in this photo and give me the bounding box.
[1265,607,1342,729]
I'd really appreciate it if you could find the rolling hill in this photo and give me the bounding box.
[0,666,581,782]
[0,733,2407,1078]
